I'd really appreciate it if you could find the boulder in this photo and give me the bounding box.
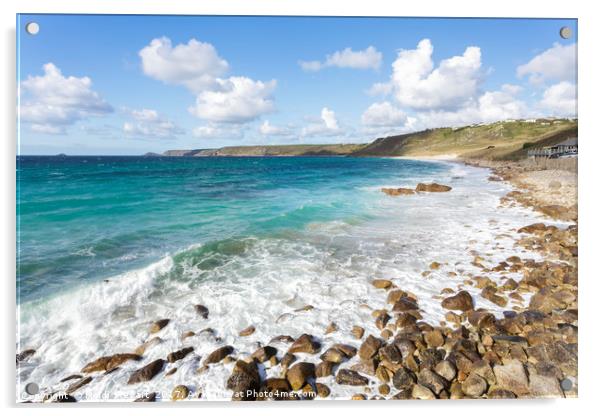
[481,286,508,307]
[288,334,321,354]
[316,383,331,398]
[264,378,291,395]
[149,319,170,334]
[412,383,436,399]
[287,362,315,390]
[171,385,190,401]
[66,376,92,394]
[167,347,194,363]
[335,369,369,386]
[392,367,416,390]
[450,382,465,399]
[379,384,391,395]
[372,279,393,289]
[315,360,335,378]
[517,223,548,234]
[16,349,35,364]
[350,359,378,376]
[467,310,496,330]
[381,187,415,196]
[375,312,391,330]
[445,311,463,325]
[396,313,418,328]
[487,389,517,399]
[392,297,419,312]
[359,335,383,360]
[239,326,256,337]
[430,262,441,270]
[320,348,347,364]
[417,368,448,395]
[392,389,414,400]
[379,344,402,364]
[227,360,261,400]
[529,373,563,398]
[415,183,452,192]
[280,352,296,370]
[203,345,234,365]
[470,359,496,385]
[441,291,474,311]
[127,359,165,384]
[332,343,357,358]
[387,289,408,304]
[134,337,162,355]
[434,360,457,382]
[424,330,445,348]
[461,373,487,397]
[351,326,365,339]
[194,304,209,319]
[325,322,338,334]
[251,346,278,363]
[82,353,142,373]
[269,335,295,344]
[181,331,196,341]
[376,365,392,383]
[492,359,530,396]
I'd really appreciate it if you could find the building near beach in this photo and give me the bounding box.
[527,137,578,158]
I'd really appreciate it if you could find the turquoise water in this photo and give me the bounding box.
[17,156,446,304]
[18,155,550,400]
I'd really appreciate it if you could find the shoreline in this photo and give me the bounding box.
[17,158,577,402]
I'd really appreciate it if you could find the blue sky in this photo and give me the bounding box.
[17,15,577,155]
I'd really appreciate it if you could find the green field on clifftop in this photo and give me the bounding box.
[352,119,577,160]
[162,119,577,161]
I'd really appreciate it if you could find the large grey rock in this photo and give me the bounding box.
[335,369,369,386]
[529,373,564,398]
[127,359,165,384]
[493,359,529,396]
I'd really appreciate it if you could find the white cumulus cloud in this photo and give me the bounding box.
[361,102,407,127]
[20,63,113,134]
[259,120,292,137]
[407,84,531,129]
[122,108,183,139]
[301,107,342,137]
[189,77,276,124]
[140,37,276,124]
[300,46,382,71]
[539,81,577,117]
[139,37,229,92]
[517,43,576,85]
[386,39,483,110]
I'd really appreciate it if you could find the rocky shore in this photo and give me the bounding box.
[17,160,577,402]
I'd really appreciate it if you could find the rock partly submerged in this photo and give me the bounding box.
[381,182,452,196]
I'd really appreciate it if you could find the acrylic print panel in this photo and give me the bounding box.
[16,14,578,403]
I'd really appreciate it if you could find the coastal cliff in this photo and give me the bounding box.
[158,118,576,161]
[352,119,577,161]
[162,144,364,157]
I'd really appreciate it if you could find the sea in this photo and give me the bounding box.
[16,155,554,401]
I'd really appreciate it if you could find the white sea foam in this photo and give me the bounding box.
[16,162,570,402]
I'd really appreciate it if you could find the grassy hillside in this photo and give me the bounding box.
[164,143,365,157]
[352,119,577,160]
[160,119,577,161]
